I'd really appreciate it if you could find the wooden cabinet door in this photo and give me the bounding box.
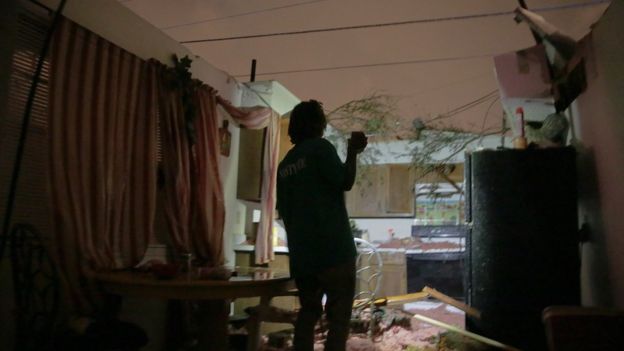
[237,128,266,202]
[386,164,415,215]
[346,165,386,217]
[347,164,415,217]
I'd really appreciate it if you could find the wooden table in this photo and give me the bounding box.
[94,267,295,351]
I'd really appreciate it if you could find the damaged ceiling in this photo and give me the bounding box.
[119,0,610,135]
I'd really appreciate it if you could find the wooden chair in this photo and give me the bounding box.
[543,305,624,351]
[10,223,62,351]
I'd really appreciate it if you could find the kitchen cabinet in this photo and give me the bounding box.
[345,164,414,217]
[237,128,266,202]
[238,118,292,203]
[346,165,387,217]
[386,164,415,214]
[346,163,464,218]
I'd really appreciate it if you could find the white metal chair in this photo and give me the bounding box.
[354,237,384,304]
[352,238,384,338]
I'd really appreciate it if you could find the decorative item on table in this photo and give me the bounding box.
[134,259,165,272]
[197,266,233,280]
[254,270,274,280]
[134,259,179,279]
[151,262,180,280]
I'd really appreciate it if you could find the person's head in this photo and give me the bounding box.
[288,100,327,144]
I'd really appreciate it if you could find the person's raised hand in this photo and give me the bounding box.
[348,131,368,155]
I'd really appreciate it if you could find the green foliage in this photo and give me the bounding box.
[326,93,402,137]
[404,129,476,180]
[325,93,401,187]
[168,54,202,145]
[325,93,505,187]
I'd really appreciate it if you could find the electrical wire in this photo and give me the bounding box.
[442,91,498,117]
[232,52,496,77]
[476,96,504,146]
[428,90,499,123]
[480,96,502,131]
[161,0,329,30]
[180,0,609,44]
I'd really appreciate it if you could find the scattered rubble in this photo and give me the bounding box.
[258,302,495,351]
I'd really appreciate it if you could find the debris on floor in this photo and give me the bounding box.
[257,300,501,351]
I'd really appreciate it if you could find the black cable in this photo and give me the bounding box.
[161,0,329,30]
[431,91,499,122]
[0,0,67,262]
[232,53,496,77]
[480,96,502,132]
[180,0,608,44]
[442,91,498,116]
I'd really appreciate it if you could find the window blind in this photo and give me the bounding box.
[0,0,53,239]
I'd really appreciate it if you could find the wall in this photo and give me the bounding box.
[220,112,245,266]
[572,0,624,308]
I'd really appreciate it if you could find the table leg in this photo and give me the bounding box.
[247,295,271,351]
[99,293,123,321]
[166,300,192,349]
[196,299,230,351]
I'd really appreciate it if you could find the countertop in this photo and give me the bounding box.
[234,244,289,254]
[233,244,464,255]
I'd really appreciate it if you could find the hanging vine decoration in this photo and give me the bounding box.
[166,54,202,145]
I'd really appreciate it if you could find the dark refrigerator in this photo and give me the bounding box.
[464,147,580,351]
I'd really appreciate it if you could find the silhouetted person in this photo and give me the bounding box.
[277,100,367,351]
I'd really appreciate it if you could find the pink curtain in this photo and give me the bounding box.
[49,19,158,310]
[194,87,226,265]
[154,61,193,256]
[155,64,226,265]
[217,97,279,264]
[256,113,280,264]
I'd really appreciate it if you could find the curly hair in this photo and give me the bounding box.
[288,100,327,144]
